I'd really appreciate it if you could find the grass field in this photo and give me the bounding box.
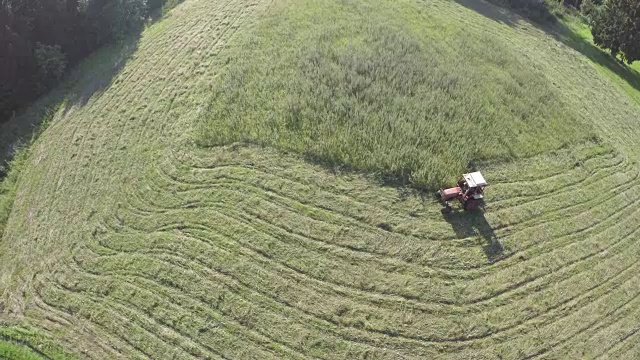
[1,0,640,358]
[197,0,589,187]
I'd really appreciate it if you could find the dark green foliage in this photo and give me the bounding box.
[34,43,67,89]
[582,0,640,63]
[508,0,557,21]
[564,0,584,8]
[0,0,181,124]
[479,0,560,23]
[91,0,149,42]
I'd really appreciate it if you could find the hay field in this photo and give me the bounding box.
[1,0,640,358]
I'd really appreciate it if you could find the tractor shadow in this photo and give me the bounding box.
[443,209,504,263]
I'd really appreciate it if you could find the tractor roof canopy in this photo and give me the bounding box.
[464,172,487,188]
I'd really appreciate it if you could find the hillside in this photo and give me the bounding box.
[1,0,640,358]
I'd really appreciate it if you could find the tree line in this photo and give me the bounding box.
[0,0,171,123]
[582,0,640,64]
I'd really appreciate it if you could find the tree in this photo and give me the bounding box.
[1,0,38,120]
[34,42,67,88]
[0,0,168,124]
[111,0,148,41]
[582,0,640,64]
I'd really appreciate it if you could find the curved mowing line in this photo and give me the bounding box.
[122,158,637,276]
[53,274,245,360]
[67,232,640,356]
[81,204,640,350]
[589,317,640,359]
[597,327,640,359]
[70,291,222,359]
[156,156,631,244]
[523,283,640,359]
[221,193,640,307]
[440,170,640,271]
[486,156,628,210]
[117,166,636,290]
[156,147,626,230]
[165,146,620,215]
[36,285,158,359]
[110,169,640,312]
[102,217,640,344]
[74,258,379,359]
[84,226,640,348]
[28,295,135,358]
[485,151,617,185]
[70,246,344,359]
[145,150,636,258]
[69,246,318,359]
[57,253,286,359]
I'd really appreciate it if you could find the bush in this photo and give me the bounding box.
[104,0,149,42]
[582,0,640,63]
[85,0,150,46]
[34,43,67,90]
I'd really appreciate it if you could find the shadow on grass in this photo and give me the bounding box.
[301,150,420,188]
[444,209,504,263]
[0,0,191,177]
[0,33,141,177]
[550,25,640,93]
[54,0,188,113]
[453,0,521,26]
[61,37,140,113]
[453,0,640,93]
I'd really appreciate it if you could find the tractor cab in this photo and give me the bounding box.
[437,171,488,214]
[460,171,487,200]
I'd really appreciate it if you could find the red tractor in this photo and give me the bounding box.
[437,172,488,214]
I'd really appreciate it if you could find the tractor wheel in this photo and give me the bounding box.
[464,199,479,211]
[441,204,452,214]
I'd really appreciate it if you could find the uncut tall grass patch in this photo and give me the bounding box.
[198,0,591,188]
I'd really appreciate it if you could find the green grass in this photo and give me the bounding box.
[0,341,44,360]
[0,105,59,238]
[198,0,589,187]
[0,326,73,360]
[0,150,26,240]
[560,17,640,106]
[1,0,640,358]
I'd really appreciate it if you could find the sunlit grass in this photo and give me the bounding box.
[561,17,640,106]
[198,0,590,188]
[0,326,72,360]
[0,341,44,360]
